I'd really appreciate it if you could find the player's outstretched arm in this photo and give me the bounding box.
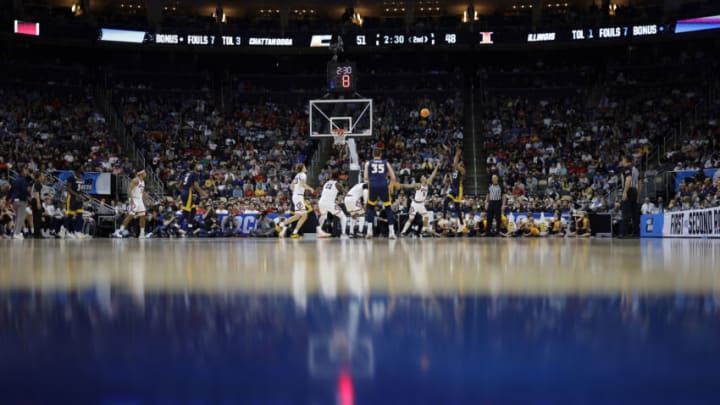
[193,181,209,199]
[386,162,398,185]
[363,161,369,184]
[302,179,314,194]
[428,164,441,184]
[335,182,347,195]
[453,149,466,175]
[127,178,138,200]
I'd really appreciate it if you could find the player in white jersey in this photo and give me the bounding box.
[277,163,314,239]
[399,163,440,236]
[113,170,150,238]
[317,176,348,238]
[343,181,368,236]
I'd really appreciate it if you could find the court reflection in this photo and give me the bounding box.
[1,287,720,403]
[2,239,720,403]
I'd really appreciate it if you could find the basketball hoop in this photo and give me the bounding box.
[332,128,346,146]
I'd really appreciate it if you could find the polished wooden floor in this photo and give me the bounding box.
[1,238,719,294]
[2,237,720,403]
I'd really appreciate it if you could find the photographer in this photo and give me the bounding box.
[0,196,13,238]
[252,211,277,237]
[195,202,220,236]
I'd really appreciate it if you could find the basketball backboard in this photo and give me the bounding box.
[309,98,372,138]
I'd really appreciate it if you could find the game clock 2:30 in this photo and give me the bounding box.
[327,62,356,92]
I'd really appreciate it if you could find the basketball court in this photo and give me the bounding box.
[1,238,719,403]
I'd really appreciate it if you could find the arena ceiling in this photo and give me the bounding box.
[26,0,699,19]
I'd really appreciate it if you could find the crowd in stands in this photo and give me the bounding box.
[116,79,314,211]
[3,47,720,238]
[480,50,720,220]
[0,85,128,175]
[0,78,135,239]
[106,71,471,238]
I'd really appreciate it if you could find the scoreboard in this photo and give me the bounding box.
[95,22,684,49]
[327,62,356,93]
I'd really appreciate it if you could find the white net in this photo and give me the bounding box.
[332,128,346,146]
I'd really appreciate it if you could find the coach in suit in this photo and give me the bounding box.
[485,175,505,236]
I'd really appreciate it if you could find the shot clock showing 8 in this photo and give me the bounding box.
[327,62,356,92]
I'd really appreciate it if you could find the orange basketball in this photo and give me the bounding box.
[420,108,430,118]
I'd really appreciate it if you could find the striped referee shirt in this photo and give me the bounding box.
[488,184,503,201]
[624,166,639,189]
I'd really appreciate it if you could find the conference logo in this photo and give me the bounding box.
[310,35,332,47]
[479,32,494,45]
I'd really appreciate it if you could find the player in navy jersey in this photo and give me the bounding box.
[180,168,209,226]
[363,148,398,239]
[443,149,468,233]
[64,166,86,239]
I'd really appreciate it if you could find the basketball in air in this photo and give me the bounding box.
[420,108,430,118]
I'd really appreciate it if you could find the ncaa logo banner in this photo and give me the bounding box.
[663,207,720,238]
[640,214,664,238]
[57,171,112,195]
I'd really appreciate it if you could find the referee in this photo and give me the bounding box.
[485,175,505,236]
[619,155,641,237]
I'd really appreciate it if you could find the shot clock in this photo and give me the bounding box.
[327,62,356,92]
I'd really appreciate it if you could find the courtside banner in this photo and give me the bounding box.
[57,172,112,195]
[236,213,258,235]
[663,207,720,238]
[232,213,290,235]
[640,214,664,238]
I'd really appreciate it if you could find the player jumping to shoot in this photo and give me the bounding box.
[364,148,398,239]
[400,162,440,237]
[444,148,468,234]
[180,166,209,230]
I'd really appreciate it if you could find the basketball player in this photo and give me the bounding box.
[343,181,368,237]
[317,176,349,239]
[444,149,468,233]
[399,163,440,237]
[277,163,314,239]
[113,170,150,238]
[180,166,209,230]
[364,148,398,239]
[64,165,86,239]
